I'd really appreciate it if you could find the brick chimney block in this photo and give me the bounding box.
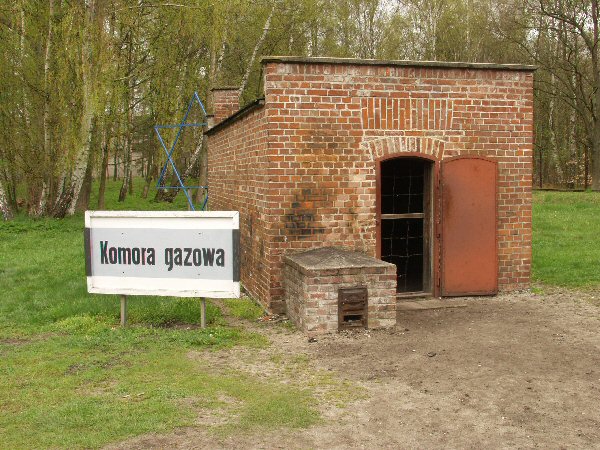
[211,87,240,124]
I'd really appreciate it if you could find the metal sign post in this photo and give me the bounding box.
[200,298,206,328]
[120,295,128,327]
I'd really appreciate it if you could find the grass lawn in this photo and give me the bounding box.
[0,180,318,449]
[533,190,600,288]
[1,184,599,448]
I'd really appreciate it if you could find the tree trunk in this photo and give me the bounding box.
[51,176,72,219]
[76,157,93,212]
[38,184,48,216]
[119,32,134,202]
[97,130,109,209]
[113,152,118,181]
[238,3,275,102]
[209,28,227,95]
[26,181,48,217]
[585,144,590,190]
[568,93,577,188]
[592,119,600,190]
[538,145,543,188]
[548,72,564,185]
[154,168,170,201]
[20,0,44,217]
[37,0,54,217]
[119,129,133,201]
[1,168,17,212]
[590,0,600,190]
[0,179,13,221]
[194,139,208,208]
[52,173,66,212]
[65,0,96,215]
[141,153,153,199]
[20,5,30,128]
[118,148,131,202]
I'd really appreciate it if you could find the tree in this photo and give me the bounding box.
[52,0,100,216]
[2,0,598,215]
[518,0,599,189]
[0,179,12,220]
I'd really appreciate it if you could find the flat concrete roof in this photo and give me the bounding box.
[261,56,536,72]
[285,247,393,272]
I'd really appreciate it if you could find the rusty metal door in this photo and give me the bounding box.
[440,157,497,296]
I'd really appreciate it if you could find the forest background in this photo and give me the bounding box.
[1,0,598,219]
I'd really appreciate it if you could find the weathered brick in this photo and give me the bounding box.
[280,247,397,334]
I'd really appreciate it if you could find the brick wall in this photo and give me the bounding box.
[206,104,271,306]
[208,57,534,312]
[212,88,239,123]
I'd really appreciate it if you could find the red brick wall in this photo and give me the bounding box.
[208,59,534,311]
[212,88,239,123]
[206,107,271,306]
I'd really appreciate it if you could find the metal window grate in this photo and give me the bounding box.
[380,158,426,292]
[381,158,424,215]
[381,219,424,292]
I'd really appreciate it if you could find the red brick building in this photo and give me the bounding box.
[206,56,535,313]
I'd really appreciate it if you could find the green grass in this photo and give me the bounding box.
[7,183,597,447]
[89,177,201,211]
[223,297,266,321]
[0,215,224,334]
[0,331,316,448]
[0,179,319,449]
[533,190,600,288]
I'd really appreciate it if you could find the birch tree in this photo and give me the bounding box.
[0,180,12,221]
[50,0,99,217]
[34,0,54,217]
[239,1,276,101]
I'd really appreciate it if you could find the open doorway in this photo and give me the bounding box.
[379,157,433,294]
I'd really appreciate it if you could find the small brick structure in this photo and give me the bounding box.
[284,247,397,335]
[206,56,535,314]
[211,87,240,123]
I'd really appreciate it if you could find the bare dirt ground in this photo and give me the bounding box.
[109,289,600,449]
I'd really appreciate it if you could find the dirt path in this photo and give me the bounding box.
[109,290,600,449]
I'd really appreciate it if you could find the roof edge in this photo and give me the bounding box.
[261,56,536,72]
[205,97,265,136]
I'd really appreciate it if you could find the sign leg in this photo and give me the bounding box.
[121,295,128,327]
[201,298,206,329]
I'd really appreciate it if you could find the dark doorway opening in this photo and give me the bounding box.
[380,157,433,293]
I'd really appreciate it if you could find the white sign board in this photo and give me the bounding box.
[84,211,240,298]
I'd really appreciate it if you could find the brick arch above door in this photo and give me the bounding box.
[362,136,446,161]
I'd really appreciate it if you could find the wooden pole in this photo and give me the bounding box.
[200,298,206,328]
[120,294,127,327]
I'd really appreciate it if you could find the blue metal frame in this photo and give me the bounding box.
[154,92,209,211]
